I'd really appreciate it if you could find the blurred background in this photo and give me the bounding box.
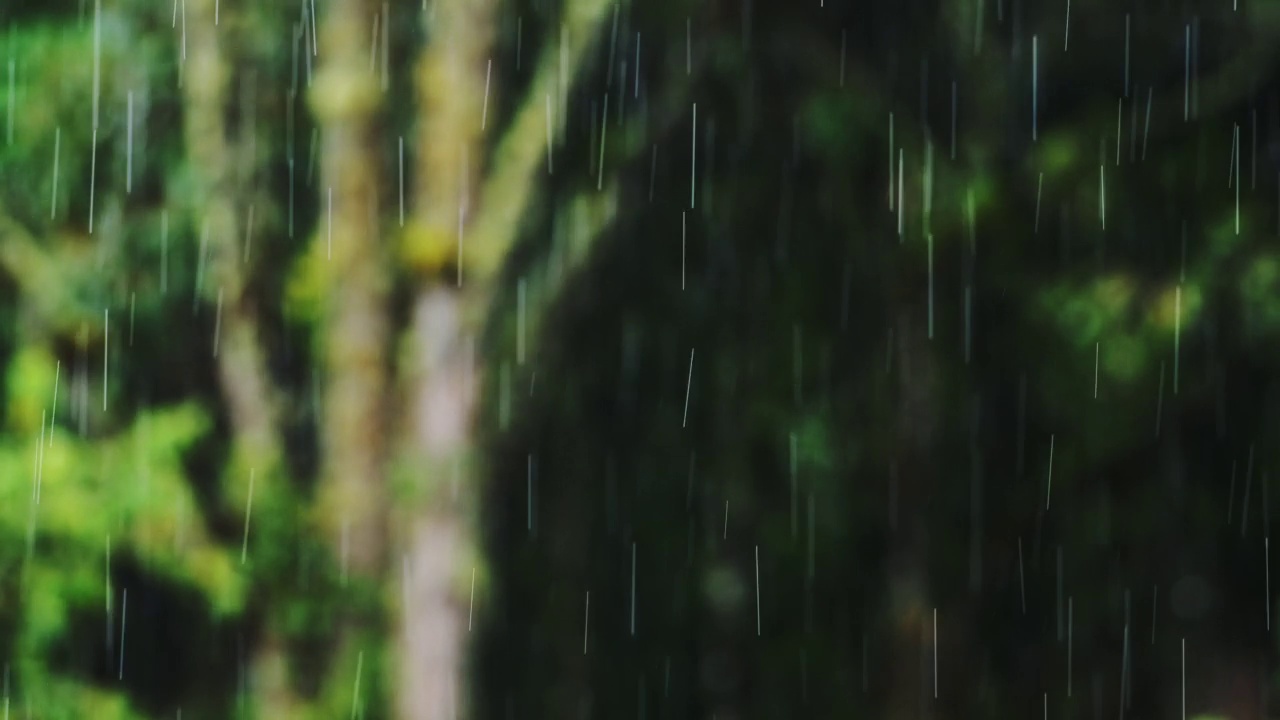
[0,0,1278,717]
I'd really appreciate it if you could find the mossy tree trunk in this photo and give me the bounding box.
[310,0,391,714]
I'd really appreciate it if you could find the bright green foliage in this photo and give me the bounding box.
[0,0,390,713]
[0,345,245,715]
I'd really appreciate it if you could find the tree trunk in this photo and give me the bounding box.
[397,3,615,716]
[181,0,298,715]
[312,0,389,582]
[399,0,495,713]
[413,0,496,250]
[311,0,390,714]
[399,286,479,720]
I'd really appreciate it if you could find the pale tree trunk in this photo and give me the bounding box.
[399,1,613,718]
[399,286,479,720]
[181,0,298,716]
[400,2,494,715]
[310,0,390,714]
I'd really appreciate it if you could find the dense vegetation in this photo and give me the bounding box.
[0,0,1279,718]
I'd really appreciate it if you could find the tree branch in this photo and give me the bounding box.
[464,0,616,287]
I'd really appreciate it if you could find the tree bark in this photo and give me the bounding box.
[413,0,497,256]
[312,0,389,583]
[310,0,390,715]
[399,286,478,719]
[398,2,613,717]
[181,0,298,715]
